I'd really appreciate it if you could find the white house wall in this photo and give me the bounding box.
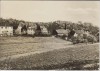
[0,26,13,36]
[41,28,48,34]
[27,29,35,35]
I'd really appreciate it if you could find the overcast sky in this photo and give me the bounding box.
[0,1,100,26]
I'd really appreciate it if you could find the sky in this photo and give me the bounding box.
[0,1,100,26]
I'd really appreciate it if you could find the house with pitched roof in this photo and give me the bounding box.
[0,24,13,36]
[15,23,22,35]
[27,23,36,36]
[40,26,49,35]
[27,26,35,36]
[56,29,70,40]
[56,29,70,37]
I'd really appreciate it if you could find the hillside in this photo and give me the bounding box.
[0,37,99,70]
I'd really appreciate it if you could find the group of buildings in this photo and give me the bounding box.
[0,21,99,44]
[0,22,91,39]
[0,22,49,37]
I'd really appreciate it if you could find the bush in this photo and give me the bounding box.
[71,36,83,44]
[87,35,97,43]
[71,36,78,44]
[71,35,85,44]
[62,34,67,39]
[71,34,97,44]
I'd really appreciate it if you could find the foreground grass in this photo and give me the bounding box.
[0,37,71,58]
[0,43,99,70]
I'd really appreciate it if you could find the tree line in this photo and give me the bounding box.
[0,18,99,37]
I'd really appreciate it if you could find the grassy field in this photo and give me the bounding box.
[0,36,72,58]
[0,37,99,70]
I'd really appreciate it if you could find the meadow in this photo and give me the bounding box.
[0,37,99,70]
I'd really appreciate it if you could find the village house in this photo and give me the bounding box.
[27,26,35,36]
[27,23,36,36]
[56,29,70,40]
[15,24,22,35]
[56,29,70,37]
[40,26,48,35]
[0,24,13,36]
[15,22,28,35]
[27,27,35,35]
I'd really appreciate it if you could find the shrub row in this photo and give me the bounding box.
[71,34,98,44]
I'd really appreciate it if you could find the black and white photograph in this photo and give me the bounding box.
[0,0,100,70]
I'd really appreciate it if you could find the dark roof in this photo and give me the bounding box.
[27,27,35,30]
[0,23,12,26]
[56,29,69,34]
